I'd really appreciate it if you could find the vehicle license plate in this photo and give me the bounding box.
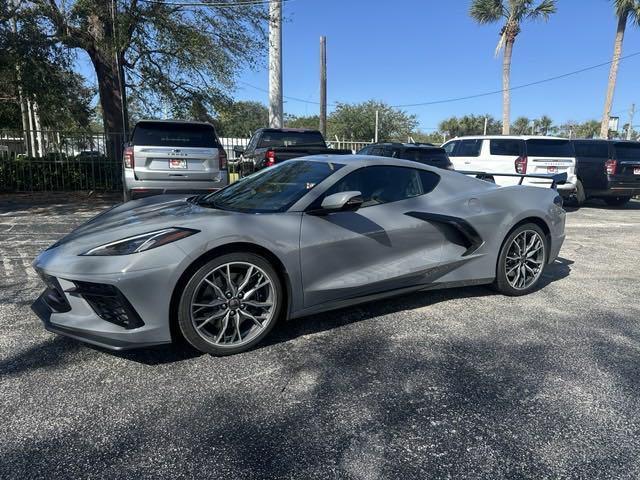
[547,166,558,173]
[169,159,187,169]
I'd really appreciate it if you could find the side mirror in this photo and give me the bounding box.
[233,146,245,156]
[318,191,363,213]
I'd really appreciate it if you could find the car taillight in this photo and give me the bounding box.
[265,150,276,167]
[605,159,617,175]
[123,146,134,169]
[515,155,528,174]
[218,149,227,171]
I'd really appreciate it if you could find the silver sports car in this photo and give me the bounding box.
[32,156,566,355]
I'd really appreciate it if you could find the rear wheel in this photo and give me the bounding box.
[573,179,586,206]
[177,253,283,355]
[604,196,631,207]
[494,223,547,296]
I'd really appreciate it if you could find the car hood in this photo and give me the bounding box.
[48,194,232,253]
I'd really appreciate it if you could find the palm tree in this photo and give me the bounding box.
[600,0,640,138]
[470,0,557,135]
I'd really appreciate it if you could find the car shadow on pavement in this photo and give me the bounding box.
[262,256,574,352]
[4,256,572,369]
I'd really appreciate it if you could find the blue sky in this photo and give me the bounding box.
[78,0,640,131]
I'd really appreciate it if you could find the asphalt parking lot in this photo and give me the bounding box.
[1,193,639,479]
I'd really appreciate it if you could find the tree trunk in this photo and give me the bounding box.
[600,11,628,139]
[88,47,127,162]
[502,38,514,135]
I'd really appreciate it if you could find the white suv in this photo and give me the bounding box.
[442,136,577,196]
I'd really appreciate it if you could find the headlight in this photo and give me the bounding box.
[81,228,199,256]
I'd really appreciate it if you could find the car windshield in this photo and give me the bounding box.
[258,131,326,148]
[526,139,574,157]
[201,160,344,213]
[401,148,449,165]
[132,122,219,148]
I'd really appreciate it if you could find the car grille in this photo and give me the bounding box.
[71,281,145,330]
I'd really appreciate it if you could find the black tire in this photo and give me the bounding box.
[604,196,631,207]
[177,252,283,356]
[493,223,548,296]
[574,179,586,206]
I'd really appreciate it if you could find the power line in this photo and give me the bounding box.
[390,51,640,108]
[138,0,294,7]
[243,50,640,109]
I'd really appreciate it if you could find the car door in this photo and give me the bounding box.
[299,165,444,308]
[448,139,483,171]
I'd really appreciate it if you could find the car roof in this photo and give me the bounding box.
[136,119,214,126]
[367,142,442,149]
[297,154,442,169]
[258,127,321,133]
[446,135,569,141]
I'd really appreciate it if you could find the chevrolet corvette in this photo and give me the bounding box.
[32,156,566,355]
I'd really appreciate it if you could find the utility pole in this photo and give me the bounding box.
[374,110,379,143]
[483,116,488,135]
[626,103,635,140]
[268,0,283,128]
[319,36,327,137]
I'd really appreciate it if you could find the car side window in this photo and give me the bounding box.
[369,147,384,156]
[490,139,523,156]
[443,141,458,155]
[322,166,440,208]
[456,139,482,157]
[358,146,372,155]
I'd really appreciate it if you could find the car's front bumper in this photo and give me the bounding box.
[31,293,170,351]
[30,244,190,351]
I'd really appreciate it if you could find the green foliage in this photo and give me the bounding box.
[0,10,94,129]
[511,116,532,134]
[439,115,501,137]
[0,157,121,192]
[613,0,640,24]
[328,101,418,141]
[285,114,320,131]
[215,101,268,137]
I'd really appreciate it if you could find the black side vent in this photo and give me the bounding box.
[405,211,484,256]
[69,281,144,330]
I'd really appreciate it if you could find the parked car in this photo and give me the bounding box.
[123,120,228,201]
[442,136,577,196]
[572,139,640,206]
[32,155,565,355]
[357,142,454,170]
[234,128,351,175]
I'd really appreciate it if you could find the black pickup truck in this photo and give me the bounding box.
[572,139,640,206]
[233,128,351,176]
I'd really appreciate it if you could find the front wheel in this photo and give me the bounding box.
[493,223,547,296]
[604,196,631,207]
[177,253,283,355]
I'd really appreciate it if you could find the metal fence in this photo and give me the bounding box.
[0,129,371,192]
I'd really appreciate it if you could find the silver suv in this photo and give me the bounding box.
[123,120,228,201]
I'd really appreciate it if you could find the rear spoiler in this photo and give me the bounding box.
[459,171,567,189]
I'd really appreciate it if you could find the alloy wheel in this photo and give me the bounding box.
[189,261,276,348]
[504,230,545,290]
